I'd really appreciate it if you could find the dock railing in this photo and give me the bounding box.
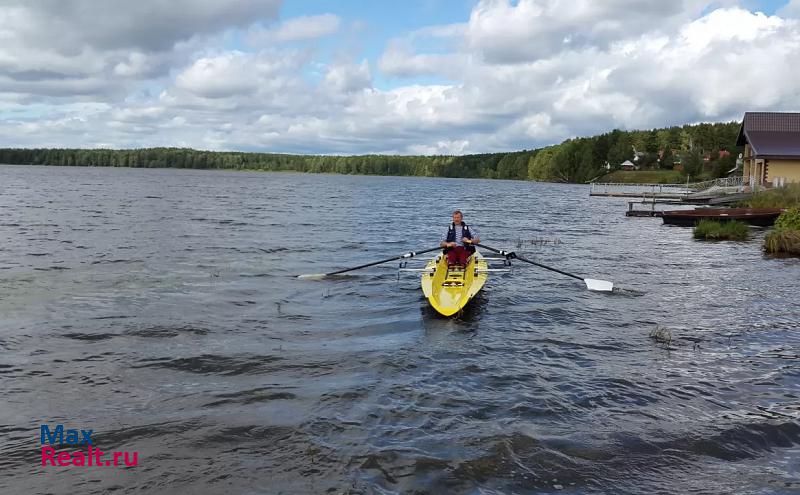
[685,176,745,191]
[589,183,692,197]
[590,176,746,197]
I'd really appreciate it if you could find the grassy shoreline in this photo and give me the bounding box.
[764,206,800,255]
[731,187,800,256]
[738,184,800,209]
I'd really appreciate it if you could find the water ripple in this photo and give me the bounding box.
[0,166,797,494]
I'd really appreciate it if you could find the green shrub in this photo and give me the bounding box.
[774,207,800,230]
[763,208,800,255]
[693,219,750,241]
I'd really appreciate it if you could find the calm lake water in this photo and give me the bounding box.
[1,165,798,494]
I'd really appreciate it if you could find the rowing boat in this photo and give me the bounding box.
[420,250,488,316]
[299,244,615,308]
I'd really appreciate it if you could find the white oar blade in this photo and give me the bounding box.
[297,273,326,280]
[584,278,614,292]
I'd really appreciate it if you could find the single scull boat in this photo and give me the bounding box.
[420,250,489,316]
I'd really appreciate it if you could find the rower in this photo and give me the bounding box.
[440,210,481,267]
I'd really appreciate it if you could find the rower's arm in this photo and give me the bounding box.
[440,231,455,248]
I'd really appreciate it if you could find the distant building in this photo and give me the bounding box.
[703,150,731,163]
[702,150,731,170]
[737,112,800,187]
[620,160,638,171]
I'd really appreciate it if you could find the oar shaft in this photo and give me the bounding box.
[475,243,582,280]
[514,255,584,281]
[323,246,440,277]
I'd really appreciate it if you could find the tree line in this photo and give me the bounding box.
[0,121,743,183]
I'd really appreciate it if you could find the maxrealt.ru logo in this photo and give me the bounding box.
[40,424,139,467]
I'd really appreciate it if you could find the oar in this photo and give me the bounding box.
[474,243,614,292]
[298,247,441,279]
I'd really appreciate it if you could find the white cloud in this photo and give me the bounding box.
[113,53,156,78]
[175,52,261,99]
[323,60,372,93]
[372,5,800,151]
[111,106,166,122]
[601,8,800,121]
[2,1,800,155]
[464,0,722,64]
[407,139,470,155]
[6,0,281,53]
[378,40,467,78]
[250,14,342,44]
[0,1,281,100]
[779,0,800,18]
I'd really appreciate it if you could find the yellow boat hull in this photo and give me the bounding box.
[420,250,488,316]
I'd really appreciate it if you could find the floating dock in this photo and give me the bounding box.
[625,199,685,217]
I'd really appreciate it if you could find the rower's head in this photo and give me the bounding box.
[452,210,463,224]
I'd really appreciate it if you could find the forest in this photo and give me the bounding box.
[0,121,743,183]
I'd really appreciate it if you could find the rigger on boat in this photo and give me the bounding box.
[299,210,614,317]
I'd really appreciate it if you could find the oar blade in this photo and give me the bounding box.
[584,278,614,292]
[297,273,327,280]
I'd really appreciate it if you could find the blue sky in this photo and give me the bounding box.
[260,1,478,89]
[742,0,791,13]
[1,0,799,154]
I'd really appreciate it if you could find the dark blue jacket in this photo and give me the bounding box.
[445,222,475,253]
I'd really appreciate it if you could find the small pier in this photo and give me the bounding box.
[625,199,685,217]
[619,177,751,217]
[587,178,750,217]
[591,177,747,203]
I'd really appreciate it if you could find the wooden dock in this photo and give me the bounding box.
[593,177,752,217]
[625,199,685,217]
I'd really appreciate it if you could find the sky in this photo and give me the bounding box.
[0,0,799,155]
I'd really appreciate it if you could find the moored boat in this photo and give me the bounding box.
[661,208,784,227]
